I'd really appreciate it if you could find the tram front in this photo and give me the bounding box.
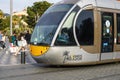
[30,0,93,65]
[30,1,78,63]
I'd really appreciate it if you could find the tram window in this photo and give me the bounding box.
[55,6,80,46]
[75,10,94,45]
[117,14,120,44]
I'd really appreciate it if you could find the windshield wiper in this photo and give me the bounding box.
[37,42,49,46]
[30,42,49,46]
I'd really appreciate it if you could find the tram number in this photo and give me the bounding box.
[64,55,82,61]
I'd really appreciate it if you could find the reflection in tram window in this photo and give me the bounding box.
[55,6,80,46]
[75,10,94,45]
[30,4,73,45]
[117,14,120,44]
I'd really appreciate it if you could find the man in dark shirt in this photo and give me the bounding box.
[25,30,31,44]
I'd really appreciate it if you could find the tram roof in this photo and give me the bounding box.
[56,0,120,9]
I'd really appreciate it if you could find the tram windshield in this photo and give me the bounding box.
[30,4,73,45]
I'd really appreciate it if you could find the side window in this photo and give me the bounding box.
[117,14,120,44]
[75,10,94,45]
[55,6,80,46]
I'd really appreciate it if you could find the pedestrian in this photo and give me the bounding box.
[25,30,31,45]
[0,31,5,49]
[1,33,6,49]
[14,33,27,56]
[11,32,17,46]
[0,31,2,41]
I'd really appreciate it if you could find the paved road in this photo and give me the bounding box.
[0,48,36,66]
[1,38,120,80]
[0,63,120,80]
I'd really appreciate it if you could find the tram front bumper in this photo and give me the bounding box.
[30,45,49,57]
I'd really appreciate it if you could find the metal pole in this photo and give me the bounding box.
[21,48,26,64]
[10,0,13,36]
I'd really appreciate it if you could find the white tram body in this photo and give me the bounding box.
[30,0,120,65]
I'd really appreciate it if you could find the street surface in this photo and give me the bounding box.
[0,39,120,80]
[0,48,36,66]
[0,62,120,80]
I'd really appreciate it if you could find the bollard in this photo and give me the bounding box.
[21,48,26,64]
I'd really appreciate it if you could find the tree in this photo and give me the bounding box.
[0,16,10,30]
[26,1,52,28]
[0,9,4,30]
[0,9,3,19]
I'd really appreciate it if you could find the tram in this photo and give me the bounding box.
[30,0,120,65]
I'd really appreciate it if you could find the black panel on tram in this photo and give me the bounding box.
[101,12,114,53]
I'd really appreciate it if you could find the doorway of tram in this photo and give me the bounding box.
[101,12,114,60]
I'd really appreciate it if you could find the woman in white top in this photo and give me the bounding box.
[14,33,27,56]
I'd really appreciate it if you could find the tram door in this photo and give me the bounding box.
[101,12,114,60]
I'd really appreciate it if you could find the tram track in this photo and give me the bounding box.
[0,68,69,79]
[0,64,81,79]
[0,63,96,79]
[0,63,120,80]
[88,73,120,80]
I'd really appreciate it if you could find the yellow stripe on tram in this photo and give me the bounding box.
[30,45,49,56]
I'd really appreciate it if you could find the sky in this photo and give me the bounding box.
[0,0,61,13]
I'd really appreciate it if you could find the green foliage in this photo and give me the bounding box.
[0,9,3,18]
[3,25,33,37]
[0,10,9,30]
[0,16,10,30]
[0,12,20,31]
[26,1,52,28]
